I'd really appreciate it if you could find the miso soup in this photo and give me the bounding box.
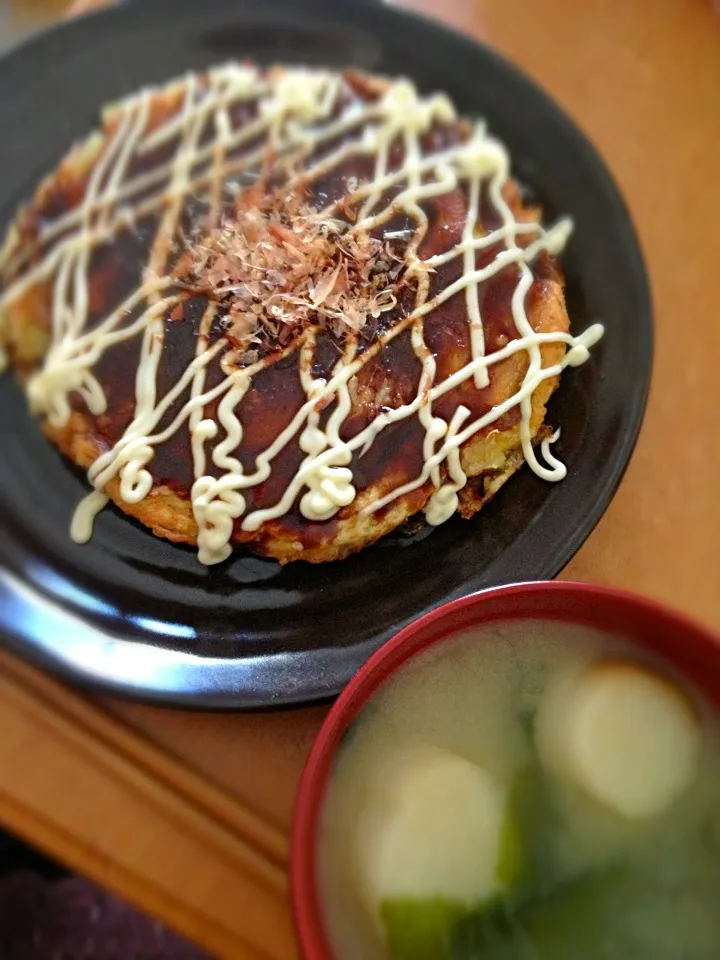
[318,620,720,959]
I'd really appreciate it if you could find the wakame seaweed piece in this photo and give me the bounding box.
[495,801,523,888]
[451,863,720,960]
[503,760,563,889]
[381,898,472,960]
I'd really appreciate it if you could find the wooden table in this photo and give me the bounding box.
[1,1,719,957]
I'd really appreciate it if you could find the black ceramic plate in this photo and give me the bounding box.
[0,0,652,707]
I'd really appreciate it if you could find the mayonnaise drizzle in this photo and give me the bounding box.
[0,65,604,564]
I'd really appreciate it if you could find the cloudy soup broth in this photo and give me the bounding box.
[317,620,720,959]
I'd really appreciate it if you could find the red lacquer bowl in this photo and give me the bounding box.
[290,581,720,959]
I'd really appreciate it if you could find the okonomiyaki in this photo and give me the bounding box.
[0,64,603,565]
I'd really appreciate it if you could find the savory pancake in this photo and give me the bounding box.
[0,64,603,565]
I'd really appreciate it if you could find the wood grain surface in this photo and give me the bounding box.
[0,651,295,959]
[0,0,718,957]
